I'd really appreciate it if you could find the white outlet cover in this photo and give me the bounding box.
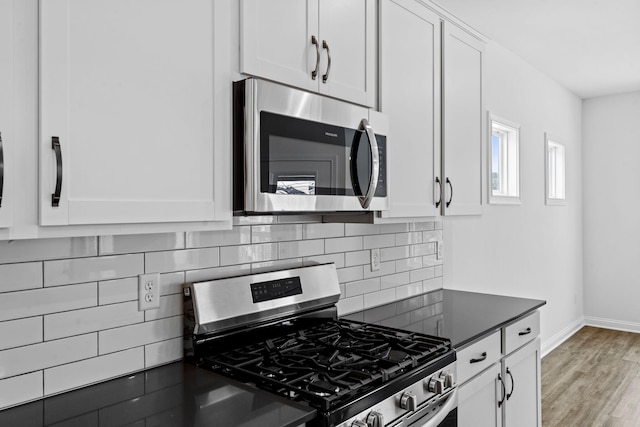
[371,248,380,271]
[138,273,160,311]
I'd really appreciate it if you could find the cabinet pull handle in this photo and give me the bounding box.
[435,177,442,208]
[51,136,63,207]
[518,327,532,336]
[445,177,453,207]
[469,351,487,364]
[0,132,4,207]
[506,367,515,400]
[311,36,320,80]
[322,40,331,83]
[353,118,380,209]
[498,374,506,408]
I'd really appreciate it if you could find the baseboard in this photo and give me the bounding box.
[584,316,640,334]
[541,317,584,358]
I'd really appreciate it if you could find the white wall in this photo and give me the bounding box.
[443,41,584,355]
[583,91,640,331]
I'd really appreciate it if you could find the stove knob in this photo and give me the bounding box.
[399,391,417,411]
[351,420,367,427]
[442,371,454,388]
[366,410,384,427]
[427,377,445,394]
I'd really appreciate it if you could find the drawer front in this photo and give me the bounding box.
[503,310,540,355]
[457,330,501,385]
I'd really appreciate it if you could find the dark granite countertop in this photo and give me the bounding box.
[343,289,546,349]
[0,362,315,427]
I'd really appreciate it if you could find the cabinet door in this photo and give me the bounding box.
[441,22,484,216]
[503,338,541,427]
[240,0,319,93]
[0,0,13,228]
[379,0,440,219]
[318,0,375,107]
[40,0,220,225]
[459,364,502,427]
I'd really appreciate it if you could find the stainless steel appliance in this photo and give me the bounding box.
[183,263,457,427]
[233,78,389,214]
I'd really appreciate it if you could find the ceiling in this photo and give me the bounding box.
[434,0,640,99]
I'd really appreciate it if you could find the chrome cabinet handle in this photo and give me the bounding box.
[435,177,442,208]
[470,351,487,364]
[51,136,63,207]
[445,177,453,207]
[322,40,331,83]
[357,118,379,209]
[0,132,4,207]
[311,35,320,80]
[506,368,515,400]
[498,374,506,408]
[518,327,532,336]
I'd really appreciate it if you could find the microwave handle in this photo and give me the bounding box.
[356,118,380,209]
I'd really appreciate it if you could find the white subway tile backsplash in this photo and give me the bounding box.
[410,243,436,257]
[145,295,182,322]
[0,262,42,293]
[279,240,324,259]
[381,272,411,290]
[409,267,436,283]
[186,227,251,248]
[325,236,362,254]
[364,289,396,309]
[434,265,443,277]
[423,254,443,267]
[380,246,410,262]
[434,220,443,230]
[185,264,251,283]
[252,224,302,243]
[0,283,97,322]
[302,223,344,240]
[44,348,144,395]
[346,278,381,297]
[363,234,396,249]
[145,248,219,274]
[0,334,97,380]
[344,224,380,236]
[395,232,423,246]
[423,230,443,242]
[378,224,411,234]
[160,272,186,296]
[99,233,184,255]
[336,295,364,315]
[220,243,277,266]
[0,317,43,351]
[0,237,97,264]
[98,278,137,305]
[396,282,424,299]
[145,337,182,368]
[337,266,364,283]
[424,277,443,292]
[363,261,395,279]
[99,316,181,355]
[396,257,423,272]
[44,301,143,340]
[303,253,345,269]
[345,250,370,267]
[252,258,303,274]
[44,255,143,287]
[0,371,43,409]
[408,222,435,231]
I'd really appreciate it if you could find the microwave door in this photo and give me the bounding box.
[349,119,380,209]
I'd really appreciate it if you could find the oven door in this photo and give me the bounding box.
[402,389,457,427]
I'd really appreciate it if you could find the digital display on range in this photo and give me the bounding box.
[251,277,303,303]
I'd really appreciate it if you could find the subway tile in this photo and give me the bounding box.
[252,224,302,243]
[302,223,344,240]
[424,277,443,292]
[396,257,423,272]
[434,265,443,277]
[0,371,43,409]
[252,258,303,274]
[44,302,143,341]
[381,272,411,290]
[145,338,182,368]
[145,248,219,274]
[0,283,97,322]
[380,246,410,262]
[219,243,277,266]
[363,261,395,279]
[0,262,42,293]
[186,227,251,248]
[145,295,182,322]
[279,240,324,259]
[160,272,186,296]
[396,282,424,300]
[346,278,381,297]
[185,264,251,283]
[99,317,181,355]
[395,232,423,246]
[410,243,436,257]
[44,255,143,287]
[0,237,97,264]
[336,296,364,316]
[409,267,435,283]
[423,230,443,242]
[0,334,97,380]
[303,253,345,269]
[345,250,370,267]
[378,224,410,234]
[44,348,144,396]
[0,317,43,351]
[99,233,184,255]
[409,222,435,231]
[337,266,364,284]
[344,224,380,236]
[98,278,137,305]
[423,254,443,267]
[233,216,275,225]
[364,289,396,309]
[434,220,443,230]
[325,236,362,254]
[363,234,396,249]
[339,284,346,299]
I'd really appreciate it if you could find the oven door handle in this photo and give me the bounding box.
[355,118,380,209]
[402,388,457,427]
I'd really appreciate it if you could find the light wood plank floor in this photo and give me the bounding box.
[542,326,640,426]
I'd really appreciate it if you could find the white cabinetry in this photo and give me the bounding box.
[459,364,502,427]
[240,0,375,107]
[441,21,484,216]
[502,339,541,427]
[0,0,13,228]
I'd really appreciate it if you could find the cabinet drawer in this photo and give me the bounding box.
[503,310,540,355]
[457,330,501,385]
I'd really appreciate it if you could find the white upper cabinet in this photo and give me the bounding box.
[39,0,227,226]
[240,0,376,107]
[0,0,13,228]
[379,0,440,219]
[441,21,484,216]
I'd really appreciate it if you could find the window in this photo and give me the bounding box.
[545,134,566,205]
[489,114,520,204]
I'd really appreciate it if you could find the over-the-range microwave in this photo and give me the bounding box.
[233,78,389,215]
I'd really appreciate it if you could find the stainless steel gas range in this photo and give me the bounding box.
[183,263,457,427]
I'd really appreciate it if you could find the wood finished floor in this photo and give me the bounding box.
[542,326,640,427]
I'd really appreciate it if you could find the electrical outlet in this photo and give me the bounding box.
[371,248,380,271]
[436,241,443,260]
[138,273,160,311]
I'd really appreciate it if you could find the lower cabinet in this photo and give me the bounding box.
[503,338,541,427]
[459,364,502,427]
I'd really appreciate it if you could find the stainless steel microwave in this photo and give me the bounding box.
[233,78,389,214]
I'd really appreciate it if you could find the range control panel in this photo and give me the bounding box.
[250,276,303,303]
